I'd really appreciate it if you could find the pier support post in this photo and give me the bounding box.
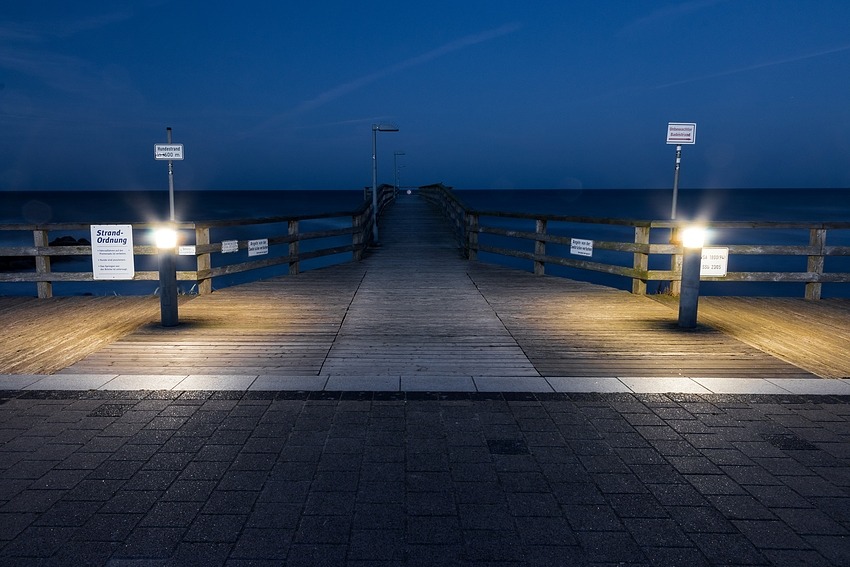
[289,220,300,275]
[155,227,179,327]
[534,219,546,276]
[33,230,53,299]
[678,227,705,328]
[805,228,826,300]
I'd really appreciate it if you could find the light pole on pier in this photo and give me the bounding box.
[371,123,399,244]
[394,151,405,194]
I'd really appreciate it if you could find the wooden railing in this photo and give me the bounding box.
[421,184,850,299]
[0,186,396,298]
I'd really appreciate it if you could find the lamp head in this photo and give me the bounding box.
[372,123,399,132]
[682,226,706,249]
[155,226,178,249]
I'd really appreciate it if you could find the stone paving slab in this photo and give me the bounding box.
[1,389,849,566]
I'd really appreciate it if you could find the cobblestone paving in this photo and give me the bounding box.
[1,390,849,566]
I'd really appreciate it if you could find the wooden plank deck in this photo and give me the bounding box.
[1,193,848,380]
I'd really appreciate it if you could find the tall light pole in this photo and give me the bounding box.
[371,123,399,244]
[393,151,405,193]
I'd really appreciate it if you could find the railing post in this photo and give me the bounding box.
[352,213,364,261]
[288,220,300,275]
[669,226,682,296]
[534,219,546,276]
[33,230,53,298]
[806,228,826,300]
[466,213,479,261]
[195,227,212,294]
[632,226,650,295]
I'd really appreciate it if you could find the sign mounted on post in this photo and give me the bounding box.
[666,123,696,145]
[248,239,269,257]
[570,238,593,257]
[154,144,184,160]
[700,247,729,277]
[90,225,135,280]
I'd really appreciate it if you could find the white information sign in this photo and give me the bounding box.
[570,238,594,257]
[178,245,196,256]
[248,239,269,257]
[154,144,184,160]
[221,240,238,253]
[666,123,697,145]
[90,225,135,280]
[700,247,729,277]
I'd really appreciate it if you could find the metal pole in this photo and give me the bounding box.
[671,144,682,220]
[678,247,701,328]
[371,126,379,243]
[159,250,179,327]
[167,127,175,222]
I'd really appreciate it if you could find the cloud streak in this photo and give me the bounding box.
[246,22,522,135]
[652,43,850,90]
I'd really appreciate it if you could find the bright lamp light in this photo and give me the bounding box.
[681,226,706,249]
[154,227,178,249]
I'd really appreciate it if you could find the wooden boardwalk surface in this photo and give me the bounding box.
[1,193,849,381]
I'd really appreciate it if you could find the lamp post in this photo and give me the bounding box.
[371,123,399,244]
[155,226,179,327]
[393,151,405,194]
[678,226,705,329]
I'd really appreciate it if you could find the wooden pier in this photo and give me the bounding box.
[1,193,849,382]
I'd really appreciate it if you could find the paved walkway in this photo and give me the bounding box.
[2,195,850,564]
[1,389,849,566]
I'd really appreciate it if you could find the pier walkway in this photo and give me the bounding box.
[1,193,849,393]
[2,195,850,565]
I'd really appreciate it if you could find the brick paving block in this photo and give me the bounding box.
[246,502,301,530]
[804,534,850,566]
[184,513,246,543]
[623,517,693,548]
[453,481,506,505]
[448,462,497,483]
[2,489,64,513]
[745,483,813,508]
[707,494,777,520]
[54,540,120,566]
[284,543,347,567]
[646,482,708,507]
[123,469,180,491]
[73,512,142,542]
[733,519,812,550]
[0,511,39,540]
[775,507,849,536]
[463,529,524,562]
[161,479,217,502]
[687,473,747,495]
[514,515,578,546]
[170,541,232,566]
[113,526,184,559]
[356,480,404,504]
[457,503,513,531]
[33,500,100,527]
[575,530,645,564]
[642,545,711,567]
[690,532,768,565]
[505,492,560,516]
[564,504,624,532]
[294,515,351,544]
[139,501,202,527]
[0,525,76,558]
[667,505,736,534]
[348,529,406,562]
[229,527,292,560]
[303,491,356,516]
[407,515,462,545]
[407,491,456,516]
[352,502,405,530]
[98,489,161,514]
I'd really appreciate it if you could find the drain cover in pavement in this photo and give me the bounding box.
[487,439,530,455]
[761,433,819,451]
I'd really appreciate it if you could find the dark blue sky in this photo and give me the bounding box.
[2,1,849,191]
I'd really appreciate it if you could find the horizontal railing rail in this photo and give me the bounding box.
[420,183,850,299]
[0,186,396,298]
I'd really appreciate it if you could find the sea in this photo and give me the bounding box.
[1,188,849,298]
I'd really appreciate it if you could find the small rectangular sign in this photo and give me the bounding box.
[570,238,593,257]
[666,122,696,144]
[154,144,184,160]
[221,240,238,253]
[178,245,196,256]
[248,238,268,257]
[90,224,135,280]
[700,247,729,277]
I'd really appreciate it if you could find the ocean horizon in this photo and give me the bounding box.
[1,187,848,298]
